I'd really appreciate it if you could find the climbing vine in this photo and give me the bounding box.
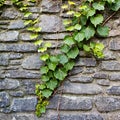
[0,0,120,117]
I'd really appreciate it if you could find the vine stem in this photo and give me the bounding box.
[102,11,117,26]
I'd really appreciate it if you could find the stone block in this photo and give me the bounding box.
[107,86,120,95]
[109,38,120,50]
[109,73,120,81]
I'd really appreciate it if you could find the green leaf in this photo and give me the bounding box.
[63,19,72,26]
[90,42,95,49]
[66,11,75,15]
[47,61,57,71]
[64,60,75,71]
[40,54,49,61]
[41,75,49,82]
[61,4,69,9]
[27,27,35,31]
[92,2,105,10]
[24,12,32,17]
[83,45,90,52]
[74,24,81,30]
[44,42,52,48]
[54,68,67,81]
[34,40,43,46]
[66,26,75,31]
[61,44,70,53]
[97,25,109,37]
[67,46,79,59]
[30,34,38,39]
[84,25,95,40]
[95,43,104,51]
[24,20,32,25]
[41,89,52,98]
[34,27,42,32]
[46,79,58,90]
[90,14,104,27]
[40,106,46,113]
[87,8,96,18]
[59,54,68,65]
[39,84,46,90]
[50,56,59,63]
[80,15,87,25]
[40,66,49,74]
[74,32,85,42]
[74,12,81,17]
[110,0,120,11]
[64,36,75,46]
[38,47,47,53]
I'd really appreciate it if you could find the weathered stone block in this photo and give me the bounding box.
[41,0,61,13]
[101,61,120,71]
[61,81,103,95]
[48,95,93,110]
[109,73,120,81]
[109,38,120,50]
[0,31,19,42]
[9,91,24,97]
[0,92,10,108]
[107,86,120,95]
[22,55,43,69]
[93,73,108,79]
[38,15,65,32]
[9,53,23,59]
[97,79,110,86]
[11,97,37,112]
[69,67,83,75]
[0,54,9,66]
[95,97,120,112]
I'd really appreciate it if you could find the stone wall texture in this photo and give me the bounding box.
[0,0,120,120]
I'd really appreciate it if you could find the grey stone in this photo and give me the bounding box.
[43,33,69,40]
[93,73,108,79]
[0,43,37,52]
[0,92,10,108]
[109,73,120,81]
[97,79,110,86]
[95,97,120,112]
[0,20,10,25]
[69,67,83,75]
[9,91,24,97]
[101,61,120,71]
[41,0,61,13]
[6,70,40,78]
[24,13,39,20]
[11,97,37,112]
[0,114,11,120]
[76,58,97,67]
[83,68,95,74]
[0,79,20,90]
[1,8,21,19]
[22,55,43,70]
[68,75,93,83]
[9,53,23,59]
[22,80,36,95]
[48,95,93,110]
[107,86,120,95]
[61,81,103,95]
[50,114,104,120]
[0,31,19,42]
[109,38,120,50]
[28,7,40,13]
[0,54,9,66]
[38,15,65,32]
[0,70,5,78]
[8,20,25,29]
[109,30,120,37]
[10,60,22,65]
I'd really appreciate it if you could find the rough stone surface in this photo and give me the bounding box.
[107,86,120,95]
[9,53,23,59]
[41,0,61,13]
[61,81,103,95]
[95,97,120,112]
[0,54,9,66]
[68,75,93,83]
[0,31,19,42]
[109,38,120,50]
[76,58,97,67]
[22,55,43,69]
[38,15,65,32]
[93,73,108,79]
[109,73,120,81]
[0,92,10,108]
[9,91,24,97]
[96,79,110,86]
[101,61,120,71]
[69,67,83,75]
[11,97,37,112]
[19,32,33,41]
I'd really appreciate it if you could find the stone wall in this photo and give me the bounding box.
[0,0,120,120]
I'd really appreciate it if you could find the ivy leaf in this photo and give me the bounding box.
[59,54,68,65]
[83,45,90,52]
[110,0,120,11]
[61,4,68,9]
[39,84,46,90]
[46,79,58,90]
[67,46,79,59]
[40,54,49,61]
[44,42,52,48]
[97,25,109,37]
[74,24,81,30]
[47,61,57,71]
[30,34,38,39]
[54,68,67,81]
[38,47,47,53]
[50,56,59,63]
[63,19,72,26]
[40,66,49,74]
[74,12,81,17]
[92,2,105,10]
[41,75,49,82]
[24,12,32,17]
[66,11,75,15]
[40,106,46,114]
[74,32,85,42]
[64,60,75,71]
[90,14,104,27]
[87,0,94,2]
[90,42,96,49]
[84,25,95,40]
[66,26,75,31]
[41,89,52,98]
[68,1,76,5]
[64,36,75,45]
[24,20,32,25]
[61,44,70,53]
[34,27,42,32]
[87,8,96,18]
[34,40,43,46]
[80,15,87,25]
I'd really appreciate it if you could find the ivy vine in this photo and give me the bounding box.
[0,0,120,118]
